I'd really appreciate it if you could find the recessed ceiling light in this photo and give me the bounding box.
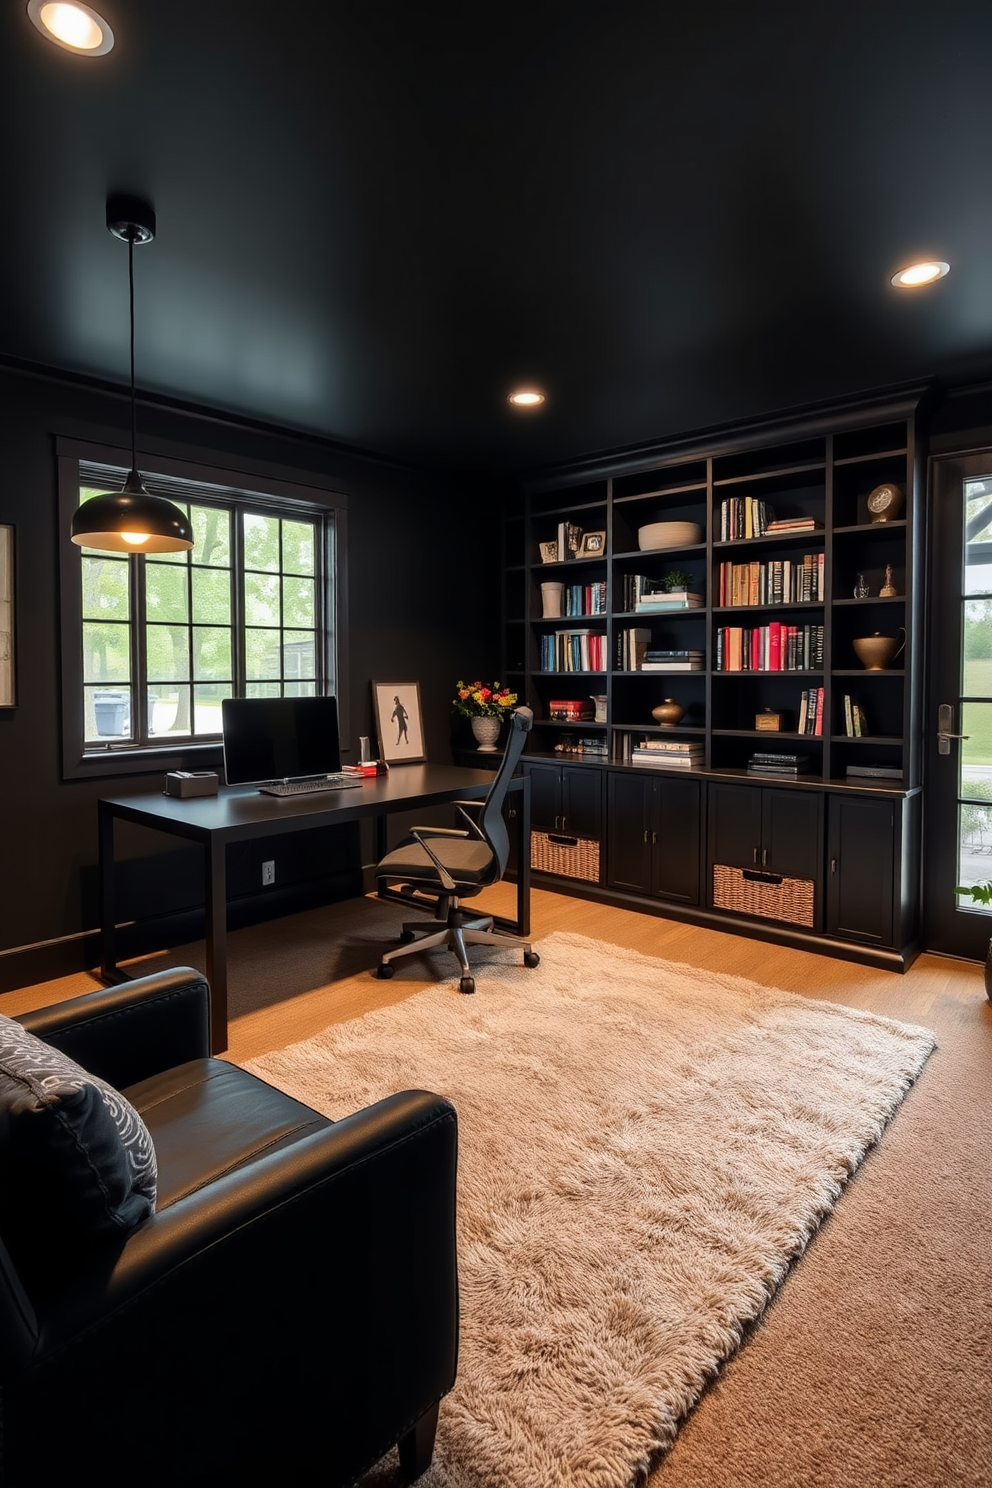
[27,0,114,55]
[890,260,950,289]
[508,389,546,409]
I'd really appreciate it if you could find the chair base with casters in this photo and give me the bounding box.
[377,892,540,995]
[375,706,541,993]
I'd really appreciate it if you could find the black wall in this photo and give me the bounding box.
[0,365,500,987]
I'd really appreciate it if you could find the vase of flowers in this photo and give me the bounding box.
[453,680,518,752]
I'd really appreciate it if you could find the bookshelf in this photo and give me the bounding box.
[500,387,929,968]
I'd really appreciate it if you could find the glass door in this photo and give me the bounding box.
[924,451,992,957]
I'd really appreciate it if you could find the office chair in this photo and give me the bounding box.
[0,967,458,1487]
[375,706,540,993]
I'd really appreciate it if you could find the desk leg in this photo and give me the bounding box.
[99,802,128,984]
[205,838,229,1054]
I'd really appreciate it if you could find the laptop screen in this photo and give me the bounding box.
[221,696,341,785]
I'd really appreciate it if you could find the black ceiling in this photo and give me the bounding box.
[3,0,992,476]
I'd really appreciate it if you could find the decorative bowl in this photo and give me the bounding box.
[637,520,702,551]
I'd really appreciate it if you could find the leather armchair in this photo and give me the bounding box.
[0,966,458,1487]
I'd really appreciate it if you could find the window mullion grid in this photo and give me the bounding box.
[232,505,247,695]
[131,554,148,745]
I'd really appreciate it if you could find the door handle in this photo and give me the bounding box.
[938,703,969,756]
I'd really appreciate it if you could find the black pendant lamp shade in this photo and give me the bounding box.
[70,197,193,554]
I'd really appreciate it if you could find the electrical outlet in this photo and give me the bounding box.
[262,860,275,886]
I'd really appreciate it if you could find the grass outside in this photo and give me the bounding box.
[962,657,992,766]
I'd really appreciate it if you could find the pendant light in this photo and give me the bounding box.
[70,196,194,554]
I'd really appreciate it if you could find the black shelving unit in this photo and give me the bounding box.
[500,387,930,969]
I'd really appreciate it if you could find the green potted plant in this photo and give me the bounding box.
[660,569,695,592]
[954,880,992,997]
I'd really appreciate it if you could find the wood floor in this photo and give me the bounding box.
[8,884,991,1486]
[6,879,988,1058]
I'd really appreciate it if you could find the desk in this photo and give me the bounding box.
[99,765,530,1052]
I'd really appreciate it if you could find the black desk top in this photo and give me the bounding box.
[100,763,501,844]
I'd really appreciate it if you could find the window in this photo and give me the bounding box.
[59,443,347,779]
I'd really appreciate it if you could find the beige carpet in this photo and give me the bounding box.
[245,931,935,1488]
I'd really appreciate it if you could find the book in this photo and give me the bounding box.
[749,751,809,765]
[638,739,702,751]
[845,764,903,779]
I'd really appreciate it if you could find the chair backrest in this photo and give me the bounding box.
[475,706,533,876]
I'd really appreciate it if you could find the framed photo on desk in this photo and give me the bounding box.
[372,680,426,764]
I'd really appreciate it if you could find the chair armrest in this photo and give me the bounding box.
[405,825,470,838]
[17,966,210,1088]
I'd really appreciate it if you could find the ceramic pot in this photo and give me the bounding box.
[651,698,685,728]
[541,582,564,618]
[852,628,906,671]
[470,715,501,752]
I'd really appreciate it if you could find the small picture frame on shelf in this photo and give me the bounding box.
[577,531,606,558]
[371,681,426,764]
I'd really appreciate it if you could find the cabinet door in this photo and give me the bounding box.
[526,763,561,832]
[826,794,895,946]
[708,783,763,870]
[652,776,702,903]
[607,773,653,894]
[762,788,822,880]
[561,766,603,839]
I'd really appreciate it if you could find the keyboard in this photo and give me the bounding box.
[258,776,363,797]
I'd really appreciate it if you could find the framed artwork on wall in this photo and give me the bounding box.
[0,525,14,709]
[372,680,425,764]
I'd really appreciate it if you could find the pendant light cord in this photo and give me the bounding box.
[128,231,137,473]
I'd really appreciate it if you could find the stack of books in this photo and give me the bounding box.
[631,739,705,769]
[764,516,824,534]
[640,649,705,671]
[747,751,811,778]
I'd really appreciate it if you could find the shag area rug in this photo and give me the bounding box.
[245,932,936,1488]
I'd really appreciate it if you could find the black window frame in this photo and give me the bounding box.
[58,437,349,782]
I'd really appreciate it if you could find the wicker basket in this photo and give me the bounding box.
[531,831,600,882]
[712,864,815,927]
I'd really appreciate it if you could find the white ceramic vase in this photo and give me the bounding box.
[470,716,501,752]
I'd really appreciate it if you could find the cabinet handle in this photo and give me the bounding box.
[554,815,560,831]
[652,831,657,844]
[644,830,650,844]
[753,847,759,865]
[762,848,768,867]
[561,815,568,833]
[831,857,837,874]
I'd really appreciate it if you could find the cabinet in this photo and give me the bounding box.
[825,790,920,950]
[501,387,928,967]
[707,782,821,880]
[607,770,701,903]
[526,762,602,839]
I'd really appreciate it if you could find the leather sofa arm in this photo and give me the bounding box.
[20,1089,458,1486]
[17,966,210,1089]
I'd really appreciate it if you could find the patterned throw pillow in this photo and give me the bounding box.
[0,1013,157,1262]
